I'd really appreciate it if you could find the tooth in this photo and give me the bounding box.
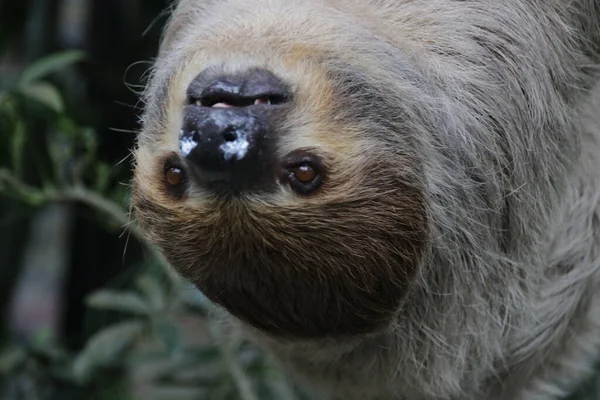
[195,100,202,106]
[254,98,271,105]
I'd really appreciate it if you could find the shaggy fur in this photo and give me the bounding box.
[131,1,600,399]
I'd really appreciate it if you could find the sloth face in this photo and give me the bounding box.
[132,1,428,339]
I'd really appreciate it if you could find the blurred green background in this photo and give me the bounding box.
[0,1,321,399]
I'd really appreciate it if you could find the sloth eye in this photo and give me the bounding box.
[166,167,183,186]
[163,159,188,199]
[281,151,324,196]
[293,164,317,183]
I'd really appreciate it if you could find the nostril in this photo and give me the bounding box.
[223,131,237,142]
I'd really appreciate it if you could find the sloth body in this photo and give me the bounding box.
[132,1,600,399]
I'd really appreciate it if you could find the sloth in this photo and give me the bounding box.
[131,0,600,399]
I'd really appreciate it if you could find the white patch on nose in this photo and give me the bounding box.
[179,130,198,157]
[220,135,249,161]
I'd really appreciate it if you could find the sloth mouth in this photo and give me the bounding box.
[186,67,291,109]
[192,95,285,108]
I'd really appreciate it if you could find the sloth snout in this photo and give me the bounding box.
[178,68,292,194]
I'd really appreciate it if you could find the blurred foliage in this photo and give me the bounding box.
[0,50,323,400]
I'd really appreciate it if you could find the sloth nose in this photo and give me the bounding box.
[179,68,291,193]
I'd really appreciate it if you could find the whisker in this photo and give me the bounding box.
[109,127,138,134]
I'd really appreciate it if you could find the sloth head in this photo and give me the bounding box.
[132,1,428,340]
[131,0,567,341]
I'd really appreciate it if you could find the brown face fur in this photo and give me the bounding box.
[132,2,428,340]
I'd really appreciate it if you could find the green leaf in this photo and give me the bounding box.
[180,283,211,312]
[154,372,224,389]
[30,343,68,362]
[154,318,182,357]
[11,120,26,176]
[71,320,145,383]
[136,274,166,311]
[29,327,63,357]
[20,82,64,112]
[86,290,152,315]
[19,50,86,85]
[150,346,222,384]
[0,347,27,374]
[81,126,98,151]
[93,162,112,194]
[187,346,221,364]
